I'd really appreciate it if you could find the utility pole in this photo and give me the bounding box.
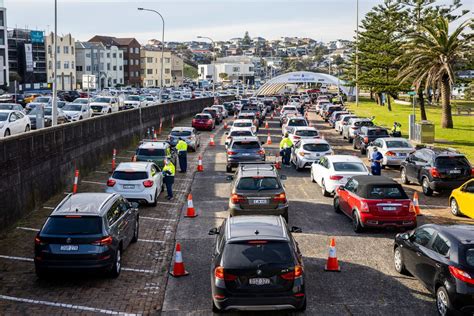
[355,0,359,107]
[51,0,58,125]
[197,36,216,94]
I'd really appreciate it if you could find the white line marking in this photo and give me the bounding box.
[420,205,448,209]
[94,170,109,174]
[173,190,188,193]
[0,255,33,262]
[43,206,55,209]
[116,156,131,159]
[81,180,106,185]
[138,239,164,244]
[141,216,176,222]
[16,227,40,232]
[0,294,139,316]
[122,267,155,274]
[156,201,178,206]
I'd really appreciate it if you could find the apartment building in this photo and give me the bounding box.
[140,47,183,87]
[45,33,76,91]
[0,1,8,87]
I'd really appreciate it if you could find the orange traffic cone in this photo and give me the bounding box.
[185,194,197,217]
[266,133,272,145]
[170,243,189,277]
[413,192,422,216]
[72,169,79,194]
[158,119,163,135]
[209,134,215,146]
[224,121,228,129]
[275,152,281,169]
[111,148,117,172]
[265,121,269,129]
[153,130,158,140]
[324,238,341,272]
[197,155,204,172]
[131,155,137,162]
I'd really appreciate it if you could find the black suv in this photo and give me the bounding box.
[209,216,305,313]
[353,126,390,154]
[400,148,473,196]
[34,193,139,278]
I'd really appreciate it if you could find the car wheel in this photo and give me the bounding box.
[212,300,222,313]
[108,109,112,113]
[131,217,139,243]
[352,211,364,233]
[109,248,122,278]
[321,180,330,197]
[393,246,408,275]
[450,198,461,216]
[296,298,307,311]
[4,129,10,137]
[333,196,342,213]
[436,286,453,316]
[25,125,30,132]
[310,170,316,183]
[400,168,410,184]
[422,177,433,196]
[360,147,366,155]
[151,189,158,206]
[352,140,357,149]
[226,165,232,173]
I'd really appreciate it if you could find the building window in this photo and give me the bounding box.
[165,68,170,74]
[71,46,74,55]
[64,61,69,69]
[123,60,128,65]
[57,46,61,54]
[86,52,91,58]
[57,61,61,69]
[120,78,123,83]
[146,57,153,63]
[119,66,123,71]
[100,63,104,71]
[165,58,170,63]
[48,45,52,55]
[112,53,117,58]
[76,66,83,71]
[107,53,110,58]
[107,63,111,70]
[147,80,154,86]
[48,61,52,70]
[135,59,139,65]
[129,47,133,54]
[136,71,140,77]
[135,47,139,54]
[233,67,240,72]
[64,46,69,54]
[165,79,171,84]
[119,53,122,58]
[113,65,117,71]
[113,79,117,84]
[72,61,74,69]
[147,69,153,75]
[86,65,91,71]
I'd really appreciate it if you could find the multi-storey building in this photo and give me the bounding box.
[140,47,183,88]
[45,33,76,91]
[0,0,8,87]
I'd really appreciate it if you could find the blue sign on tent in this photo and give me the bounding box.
[30,31,44,44]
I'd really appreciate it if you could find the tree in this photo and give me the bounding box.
[218,72,229,81]
[242,31,251,47]
[397,16,473,128]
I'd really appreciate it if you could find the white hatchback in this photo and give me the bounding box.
[366,137,415,167]
[291,139,332,170]
[232,119,257,134]
[0,110,31,137]
[62,102,93,121]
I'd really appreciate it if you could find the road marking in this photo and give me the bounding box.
[420,205,448,209]
[156,201,178,206]
[81,180,106,185]
[0,294,139,316]
[122,267,155,274]
[43,206,55,210]
[16,227,40,232]
[94,170,109,174]
[116,156,131,159]
[141,216,176,222]
[138,239,164,244]
[0,255,33,262]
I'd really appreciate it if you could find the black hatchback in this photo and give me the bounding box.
[209,216,305,313]
[34,193,139,278]
[394,224,474,315]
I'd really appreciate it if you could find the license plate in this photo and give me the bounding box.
[242,153,250,156]
[60,245,78,251]
[123,184,135,189]
[449,170,461,174]
[383,207,397,211]
[249,278,270,285]
[398,153,406,157]
[250,199,269,205]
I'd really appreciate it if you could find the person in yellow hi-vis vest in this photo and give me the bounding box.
[176,138,188,173]
[279,133,294,167]
[162,158,176,200]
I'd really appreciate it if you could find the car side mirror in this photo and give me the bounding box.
[226,175,234,181]
[208,227,219,235]
[399,233,410,241]
[338,185,345,191]
[280,175,287,180]
[290,226,302,233]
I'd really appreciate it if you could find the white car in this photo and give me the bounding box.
[72,98,91,105]
[232,119,257,134]
[291,138,332,170]
[26,96,51,112]
[144,95,159,107]
[310,155,370,196]
[225,127,255,147]
[62,102,93,121]
[212,105,228,119]
[282,116,308,135]
[89,96,119,116]
[342,118,374,142]
[106,162,164,206]
[288,126,320,143]
[0,110,31,137]
[366,137,415,167]
[124,95,145,109]
[335,114,357,134]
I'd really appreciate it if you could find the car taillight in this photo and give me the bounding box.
[227,150,237,155]
[280,265,303,280]
[107,179,116,187]
[386,151,396,156]
[329,175,343,180]
[208,119,213,124]
[449,266,474,285]
[91,236,113,246]
[293,135,301,139]
[360,201,369,212]
[143,180,154,187]
[215,266,237,281]
[430,167,441,178]
[231,194,245,204]
[258,149,265,155]
[408,202,415,213]
[364,137,369,144]
[471,168,474,176]
[273,193,287,203]
[34,236,47,246]
[192,119,196,124]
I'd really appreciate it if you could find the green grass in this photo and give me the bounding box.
[346,98,474,161]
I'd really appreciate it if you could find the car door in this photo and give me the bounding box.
[338,178,356,214]
[106,200,123,246]
[418,232,451,289]
[314,157,326,185]
[458,181,474,218]
[117,198,133,248]
[405,152,420,182]
[151,164,163,192]
[9,112,21,134]
[15,112,27,133]
[344,179,360,216]
[403,227,436,280]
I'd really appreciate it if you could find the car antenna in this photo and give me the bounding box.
[255,230,259,235]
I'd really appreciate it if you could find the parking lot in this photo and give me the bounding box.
[0,106,471,315]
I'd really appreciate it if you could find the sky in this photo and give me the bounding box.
[4,0,472,43]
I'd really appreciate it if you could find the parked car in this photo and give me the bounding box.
[321,105,343,122]
[26,96,51,112]
[353,126,390,154]
[311,155,370,196]
[366,137,414,165]
[0,110,31,137]
[203,107,221,125]
[62,102,93,121]
[227,163,289,220]
[90,96,120,115]
[335,114,357,134]
[393,224,474,316]
[291,139,332,171]
[212,105,229,119]
[449,179,474,219]
[192,113,215,131]
[135,140,177,169]
[24,93,42,104]
[34,193,139,278]
[279,106,299,126]
[168,127,200,152]
[27,106,68,129]
[400,148,473,196]
[222,102,236,115]
[287,126,320,143]
[226,136,265,172]
[231,119,257,134]
[0,103,25,112]
[342,118,374,143]
[144,95,159,107]
[106,162,163,206]
[328,111,349,128]
[209,215,305,312]
[0,93,26,105]
[225,127,255,147]
[123,95,145,109]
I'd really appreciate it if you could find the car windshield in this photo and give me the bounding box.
[112,171,148,180]
[466,248,474,267]
[63,104,82,111]
[296,130,318,137]
[354,121,374,127]
[223,241,294,269]
[368,129,389,136]
[0,104,15,110]
[74,99,89,104]
[237,177,281,190]
[42,216,102,235]
[29,107,53,116]
[137,148,166,157]
[288,119,307,126]
[0,113,8,121]
[34,97,50,103]
[232,141,260,150]
[146,97,154,101]
[126,96,140,101]
[367,185,408,199]
[93,97,111,103]
[230,131,252,137]
[333,162,367,172]
[435,156,471,169]
[385,140,411,148]
[303,143,330,152]
[171,131,192,137]
[234,122,252,128]
[195,115,210,120]
[283,107,297,112]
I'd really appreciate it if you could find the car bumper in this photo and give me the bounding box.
[214,295,305,312]
[359,213,416,228]
[192,124,213,130]
[229,204,288,217]
[34,253,114,271]
[105,188,155,203]
[429,179,471,192]
[227,156,265,167]
[383,157,406,166]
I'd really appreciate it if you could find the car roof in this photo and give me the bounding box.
[233,119,253,123]
[139,141,168,149]
[115,162,150,172]
[239,163,278,177]
[195,113,211,117]
[351,175,397,185]
[51,193,117,217]
[231,136,260,142]
[326,155,364,163]
[298,138,329,145]
[435,225,474,244]
[230,127,253,132]
[0,109,16,114]
[171,127,194,132]
[227,216,288,241]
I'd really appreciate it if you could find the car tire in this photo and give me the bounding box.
[422,177,434,196]
[450,198,461,217]
[333,196,342,213]
[296,298,307,311]
[226,165,232,173]
[310,171,316,183]
[4,129,10,137]
[400,167,410,184]
[212,300,222,313]
[360,147,366,155]
[436,286,454,316]
[352,140,357,149]
[321,180,330,197]
[35,266,47,279]
[131,217,139,243]
[352,211,364,233]
[109,248,122,278]
[25,125,30,132]
[151,189,158,206]
[393,246,409,275]
[79,116,83,120]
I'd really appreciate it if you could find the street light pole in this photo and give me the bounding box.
[52,0,58,126]
[197,36,215,94]
[138,7,165,104]
[355,0,359,107]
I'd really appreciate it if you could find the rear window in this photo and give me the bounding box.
[230,131,252,137]
[283,107,297,111]
[367,185,408,199]
[328,107,342,112]
[223,242,294,268]
[435,156,470,169]
[303,143,330,152]
[231,141,261,150]
[112,171,148,180]
[171,131,192,137]
[195,115,210,120]
[234,122,252,128]
[354,121,374,127]
[137,148,166,157]
[296,130,318,137]
[466,248,474,267]
[333,162,367,172]
[288,119,307,126]
[237,177,281,190]
[42,216,102,235]
[385,140,411,148]
[368,129,389,136]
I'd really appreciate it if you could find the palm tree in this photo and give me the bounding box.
[397,16,472,128]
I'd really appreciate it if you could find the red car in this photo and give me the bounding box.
[333,175,416,232]
[192,113,215,131]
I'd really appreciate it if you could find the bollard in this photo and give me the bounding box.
[72,169,79,194]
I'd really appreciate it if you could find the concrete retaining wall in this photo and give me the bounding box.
[0,97,216,230]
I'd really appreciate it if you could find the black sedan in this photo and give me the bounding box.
[393,224,474,315]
